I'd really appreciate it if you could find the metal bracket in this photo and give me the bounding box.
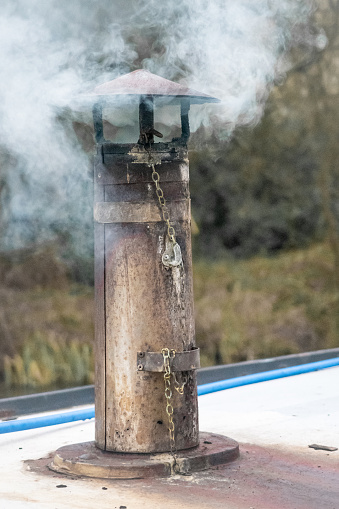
[137,347,200,372]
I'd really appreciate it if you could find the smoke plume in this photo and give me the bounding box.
[0,0,318,254]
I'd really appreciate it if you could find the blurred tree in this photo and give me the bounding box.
[190,0,339,264]
[271,0,339,285]
[1,0,338,269]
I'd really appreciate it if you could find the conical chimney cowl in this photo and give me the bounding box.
[90,69,219,105]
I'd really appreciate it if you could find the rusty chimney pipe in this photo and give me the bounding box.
[50,70,239,478]
[89,70,219,454]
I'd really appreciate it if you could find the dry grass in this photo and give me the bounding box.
[194,242,339,366]
[0,246,94,387]
[1,242,339,386]
[0,285,94,387]
[4,334,94,388]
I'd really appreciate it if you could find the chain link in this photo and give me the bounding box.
[161,348,176,454]
[146,146,187,465]
[172,372,188,395]
[161,348,188,462]
[151,165,176,244]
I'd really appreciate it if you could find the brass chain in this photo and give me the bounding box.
[146,145,187,466]
[145,143,176,244]
[151,164,176,244]
[172,372,188,395]
[161,348,188,462]
[161,348,176,454]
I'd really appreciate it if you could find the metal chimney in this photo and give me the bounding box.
[50,69,239,478]
[91,69,219,454]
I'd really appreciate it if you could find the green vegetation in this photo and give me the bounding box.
[0,247,95,388]
[4,334,93,388]
[188,2,339,274]
[1,2,339,389]
[1,241,338,389]
[194,242,339,366]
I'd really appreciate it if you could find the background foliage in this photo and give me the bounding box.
[1,1,339,391]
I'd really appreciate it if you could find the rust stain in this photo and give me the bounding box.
[96,147,198,454]
[127,443,339,509]
[27,442,339,509]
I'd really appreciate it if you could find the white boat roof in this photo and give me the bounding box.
[1,366,338,508]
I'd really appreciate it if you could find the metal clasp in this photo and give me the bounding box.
[162,236,182,268]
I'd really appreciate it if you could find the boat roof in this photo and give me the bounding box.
[1,365,338,508]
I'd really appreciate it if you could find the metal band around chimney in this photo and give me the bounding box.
[94,199,191,224]
[137,348,200,373]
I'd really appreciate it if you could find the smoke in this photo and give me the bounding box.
[0,1,136,253]
[138,0,318,132]
[0,0,318,255]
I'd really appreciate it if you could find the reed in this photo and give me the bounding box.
[1,241,339,387]
[3,333,94,388]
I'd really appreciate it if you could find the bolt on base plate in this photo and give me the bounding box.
[49,432,239,479]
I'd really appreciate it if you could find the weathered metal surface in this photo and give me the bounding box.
[50,442,171,479]
[104,182,189,203]
[179,98,190,143]
[94,200,190,224]
[92,103,106,144]
[139,96,154,141]
[103,142,188,157]
[137,348,200,373]
[89,69,220,105]
[95,144,189,185]
[94,172,106,450]
[49,433,239,479]
[97,160,189,184]
[94,144,199,453]
[138,95,164,145]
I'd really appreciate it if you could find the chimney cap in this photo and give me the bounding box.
[89,69,219,105]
